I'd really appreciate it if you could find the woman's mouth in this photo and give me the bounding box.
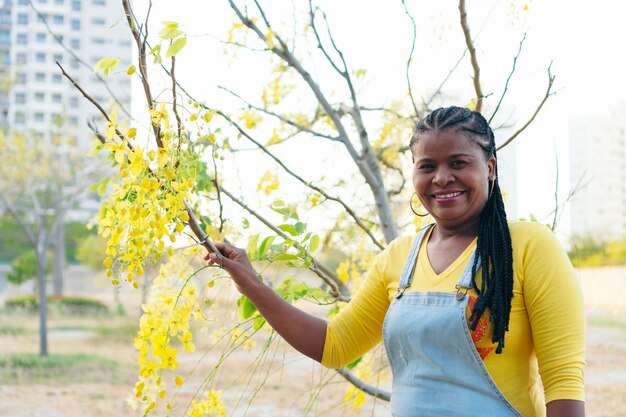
[432,191,464,202]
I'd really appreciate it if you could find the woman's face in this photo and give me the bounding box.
[411,129,495,231]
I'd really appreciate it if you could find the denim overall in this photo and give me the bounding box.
[382,225,522,416]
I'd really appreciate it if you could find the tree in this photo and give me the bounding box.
[60,0,558,414]
[0,133,104,356]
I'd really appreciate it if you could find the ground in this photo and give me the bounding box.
[0,267,625,417]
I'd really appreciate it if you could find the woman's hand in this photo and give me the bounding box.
[203,242,327,363]
[203,242,261,296]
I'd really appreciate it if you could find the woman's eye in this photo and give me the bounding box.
[451,160,468,168]
[417,164,434,170]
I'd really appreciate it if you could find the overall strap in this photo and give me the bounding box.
[395,223,480,300]
[395,224,433,299]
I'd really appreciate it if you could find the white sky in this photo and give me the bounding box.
[129,0,626,240]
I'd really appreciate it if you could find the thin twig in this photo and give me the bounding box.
[335,368,391,401]
[497,64,556,151]
[489,33,527,124]
[401,0,419,118]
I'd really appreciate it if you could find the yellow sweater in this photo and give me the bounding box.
[322,222,585,417]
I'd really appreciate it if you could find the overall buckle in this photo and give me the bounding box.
[455,285,469,300]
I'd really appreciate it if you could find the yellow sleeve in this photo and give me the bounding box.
[516,223,586,403]
[321,241,401,368]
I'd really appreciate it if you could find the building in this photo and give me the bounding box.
[0,0,132,147]
[569,104,626,241]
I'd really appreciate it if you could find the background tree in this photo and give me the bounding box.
[0,133,105,356]
[61,0,560,414]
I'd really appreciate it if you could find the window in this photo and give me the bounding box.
[71,19,80,30]
[92,17,105,25]
[70,38,80,49]
[35,72,45,82]
[52,93,62,103]
[71,0,80,10]
[93,0,105,5]
[15,112,25,124]
[36,33,46,42]
[17,13,28,25]
[16,53,27,64]
[52,73,62,83]
[1,53,9,65]
[53,53,63,63]
[0,30,9,44]
[36,52,46,62]
[15,93,26,104]
[70,58,79,69]
[69,97,78,107]
[68,116,78,125]
[18,0,29,4]
[34,112,44,122]
[37,0,48,3]
[16,33,27,44]
[54,0,64,4]
[52,15,64,25]
[35,92,45,101]
[16,73,26,84]
[92,37,105,45]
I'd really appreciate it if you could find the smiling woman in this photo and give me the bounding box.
[206,106,586,417]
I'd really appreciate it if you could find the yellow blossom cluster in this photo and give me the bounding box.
[94,108,196,288]
[132,252,204,416]
[189,390,228,417]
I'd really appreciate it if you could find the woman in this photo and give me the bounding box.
[204,106,585,416]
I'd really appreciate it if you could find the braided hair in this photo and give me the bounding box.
[409,106,514,354]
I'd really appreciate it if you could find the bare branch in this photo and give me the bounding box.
[57,63,127,143]
[335,367,391,401]
[489,33,527,124]
[0,194,37,245]
[216,84,339,141]
[551,148,559,231]
[458,0,483,112]
[400,0,419,118]
[170,54,184,154]
[497,64,556,151]
[215,110,385,250]
[122,0,163,148]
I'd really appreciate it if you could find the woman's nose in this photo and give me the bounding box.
[432,167,454,185]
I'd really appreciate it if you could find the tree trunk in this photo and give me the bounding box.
[53,215,65,295]
[37,241,49,357]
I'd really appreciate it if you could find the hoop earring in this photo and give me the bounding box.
[488,177,496,200]
[410,193,429,217]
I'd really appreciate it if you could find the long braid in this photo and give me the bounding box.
[410,106,514,354]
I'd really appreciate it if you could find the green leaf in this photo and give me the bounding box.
[93,57,120,76]
[246,234,259,260]
[295,222,305,235]
[272,253,299,261]
[346,357,362,370]
[309,234,320,252]
[237,295,257,320]
[258,236,276,259]
[166,37,187,57]
[278,224,297,236]
[195,160,212,193]
[252,315,266,331]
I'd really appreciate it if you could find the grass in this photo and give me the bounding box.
[0,324,27,336]
[588,316,626,330]
[0,353,126,384]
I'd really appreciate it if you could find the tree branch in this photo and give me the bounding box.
[122,0,163,148]
[214,186,350,301]
[401,0,419,118]
[489,33,527,124]
[335,367,390,401]
[497,64,556,151]
[458,0,483,112]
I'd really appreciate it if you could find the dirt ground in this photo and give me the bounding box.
[0,308,625,417]
[0,267,625,417]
